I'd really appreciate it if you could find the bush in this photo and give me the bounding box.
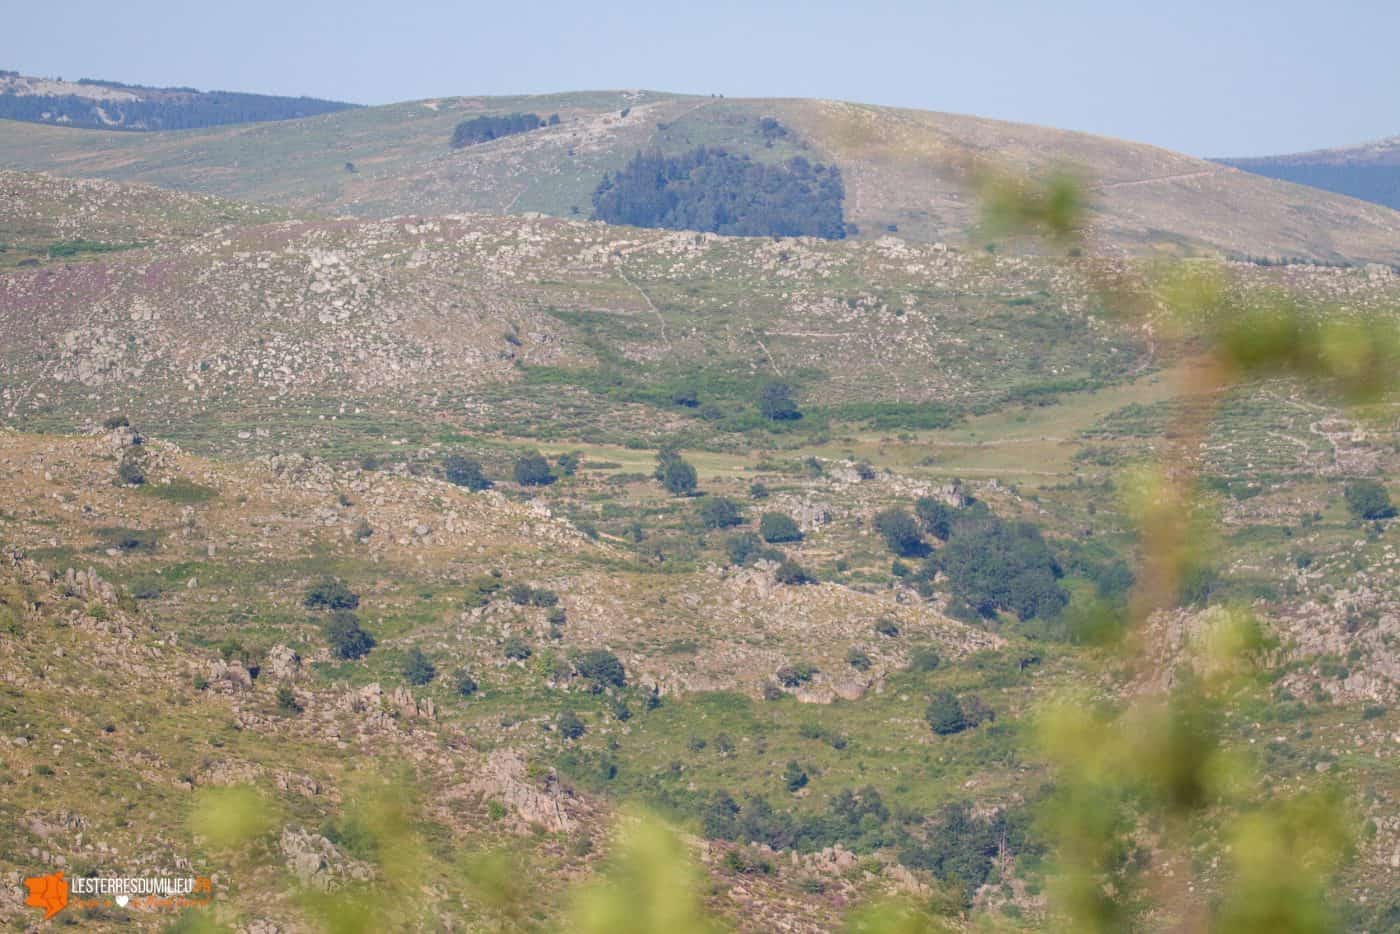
[117,452,145,486]
[1345,479,1396,520]
[324,611,375,660]
[783,760,809,792]
[514,452,555,486]
[939,518,1066,621]
[875,618,900,638]
[926,691,967,735]
[776,663,817,688]
[556,452,582,476]
[760,513,803,543]
[699,496,744,529]
[503,636,532,660]
[450,112,550,148]
[575,649,626,687]
[726,532,781,566]
[759,382,801,421]
[558,710,586,740]
[444,455,491,491]
[847,648,872,671]
[402,646,437,686]
[908,647,942,672]
[304,578,359,611]
[774,559,812,585]
[453,668,478,697]
[915,497,957,540]
[873,508,925,557]
[276,686,302,715]
[656,449,698,495]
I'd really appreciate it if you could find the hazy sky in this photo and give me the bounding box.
[4,0,1396,157]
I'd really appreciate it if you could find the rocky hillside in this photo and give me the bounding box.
[2,90,1399,264]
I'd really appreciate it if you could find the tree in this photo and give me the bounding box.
[655,449,698,496]
[514,452,555,486]
[1345,479,1396,520]
[915,497,957,540]
[759,513,803,543]
[402,646,437,686]
[873,508,925,556]
[759,383,801,421]
[938,518,1067,621]
[444,455,491,491]
[558,710,586,740]
[305,578,359,610]
[575,649,626,688]
[926,691,967,735]
[324,611,375,660]
[699,497,743,529]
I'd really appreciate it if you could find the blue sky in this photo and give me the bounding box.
[3,0,1396,157]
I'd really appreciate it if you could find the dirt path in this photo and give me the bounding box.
[1093,169,1222,191]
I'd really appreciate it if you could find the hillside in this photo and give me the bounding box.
[0,69,357,131]
[1219,136,1400,212]
[2,90,1400,264]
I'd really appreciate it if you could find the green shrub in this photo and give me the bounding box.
[915,497,957,540]
[699,496,743,529]
[760,382,801,420]
[575,649,626,687]
[759,513,803,543]
[656,449,698,495]
[558,709,586,740]
[783,760,809,792]
[726,532,781,566]
[276,686,302,715]
[1345,479,1396,520]
[503,636,532,660]
[873,508,925,556]
[776,663,817,687]
[926,691,967,735]
[774,560,812,585]
[847,648,872,671]
[402,646,437,686]
[453,668,478,697]
[514,452,555,486]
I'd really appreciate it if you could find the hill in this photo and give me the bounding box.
[2,89,1399,264]
[1218,136,1400,212]
[0,69,357,131]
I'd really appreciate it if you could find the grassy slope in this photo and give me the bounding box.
[3,91,1400,263]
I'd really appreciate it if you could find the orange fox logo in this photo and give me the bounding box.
[24,870,69,920]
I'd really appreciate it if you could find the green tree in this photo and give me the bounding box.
[873,508,925,556]
[324,611,376,660]
[575,649,627,688]
[444,455,491,490]
[656,449,698,496]
[915,496,957,540]
[558,710,586,740]
[698,496,743,529]
[1345,479,1395,520]
[514,452,555,486]
[305,577,360,610]
[783,760,809,792]
[925,691,967,735]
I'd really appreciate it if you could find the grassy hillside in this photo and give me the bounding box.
[3,91,1400,264]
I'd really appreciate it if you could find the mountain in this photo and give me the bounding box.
[0,69,357,131]
[1218,136,1400,213]
[2,89,1399,264]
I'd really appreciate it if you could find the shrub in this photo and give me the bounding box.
[514,452,555,486]
[276,686,302,715]
[699,496,744,529]
[760,382,801,420]
[575,649,626,688]
[556,452,582,476]
[444,455,491,490]
[873,508,925,556]
[103,415,130,430]
[908,647,942,672]
[324,611,375,660]
[1345,479,1396,520]
[117,452,145,486]
[503,636,532,660]
[759,513,803,543]
[915,497,957,540]
[402,646,437,686]
[775,560,812,585]
[776,663,817,687]
[783,760,809,792]
[453,668,478,697]
[450,112,549,148]
[875,618,900,638]
[939,518,1066,621]
[847,648,873,671]
[726,532,781,566]
[304,578,359,611]
[558,710,586,740]
[926,691,967,735]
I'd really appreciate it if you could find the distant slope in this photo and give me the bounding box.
[0,69,357,131]
[1218,136,1400,212]
[1,87,1399,264]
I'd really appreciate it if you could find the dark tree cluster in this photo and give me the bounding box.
[919,506,1068,622]
[591,148,847,239]
[0,87,356,132]
[450,112,558,148]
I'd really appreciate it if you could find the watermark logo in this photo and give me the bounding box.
[23,871,213,920]
[23,871,69,921]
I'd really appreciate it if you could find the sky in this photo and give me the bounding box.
[3,0,1396,157]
